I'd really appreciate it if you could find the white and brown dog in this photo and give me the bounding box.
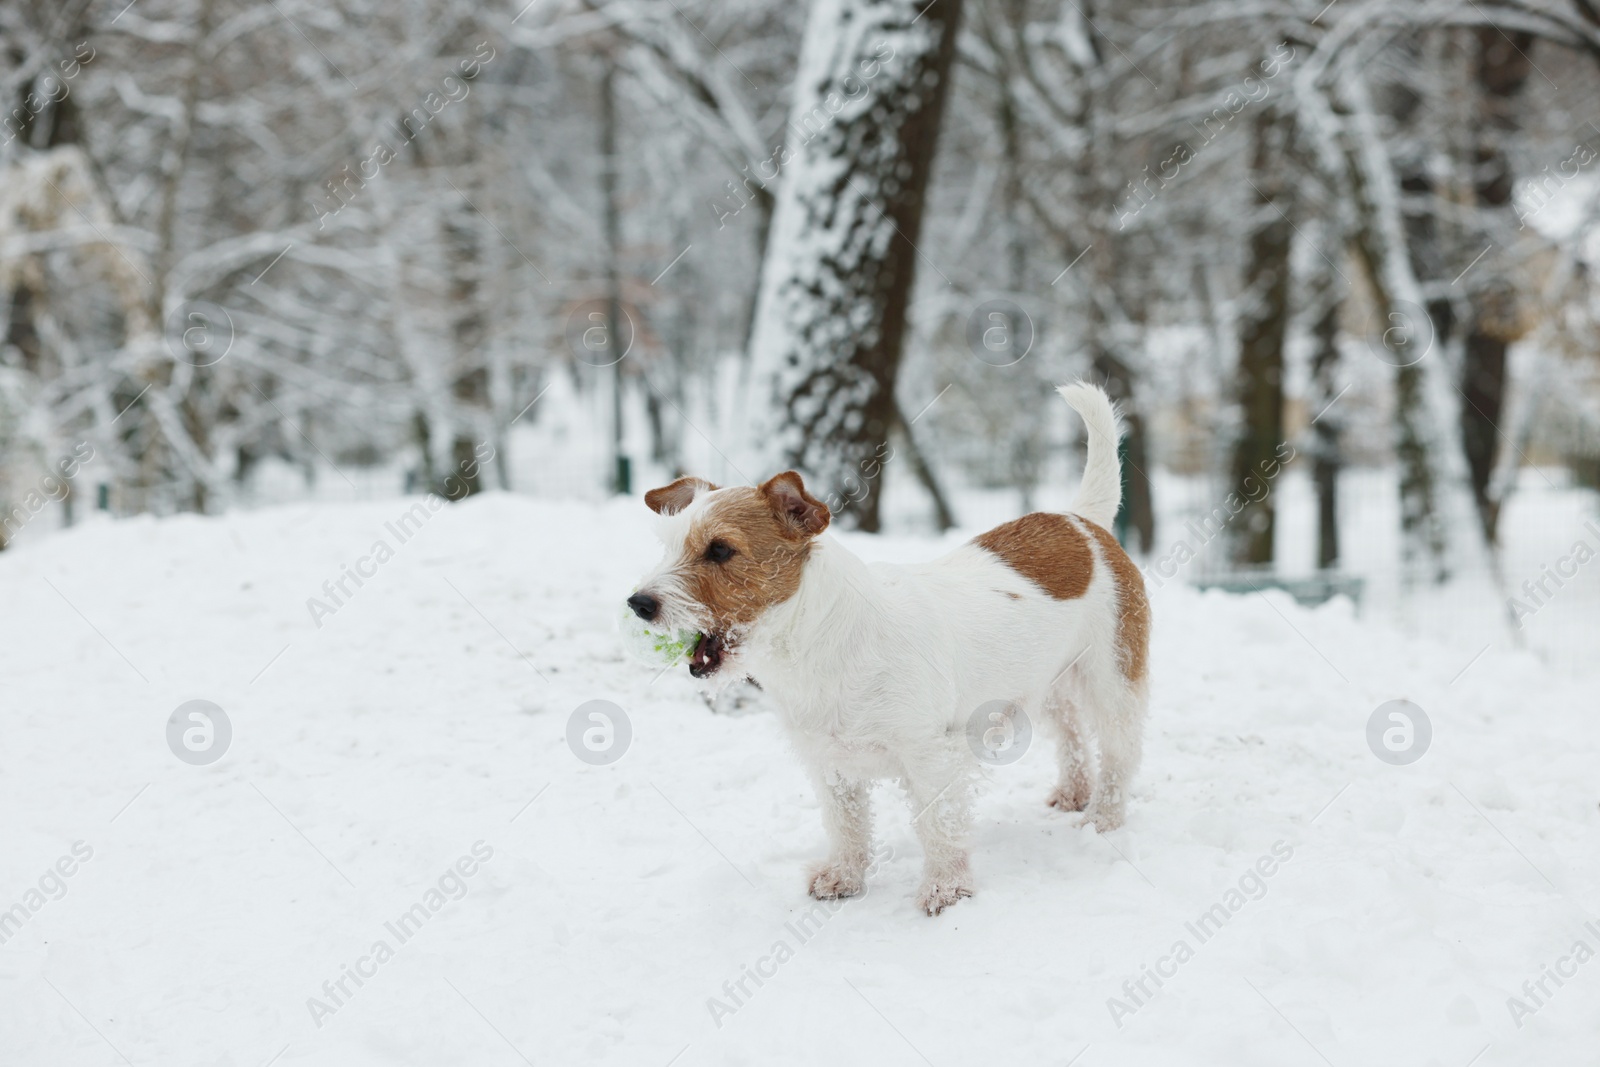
[628,383,1150,915]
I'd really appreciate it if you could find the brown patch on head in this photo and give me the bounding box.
[1082,521,1151,683]
[974,513,1093,600]
[645,476,719,515]
[674,472,830,629]
[761,471,830,536]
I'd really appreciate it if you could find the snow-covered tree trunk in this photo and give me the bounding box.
[1229,106,1293,567]
[1342,75,1461,585]
[1461,27,1534,548]
[444,203,487,500]
[748,0,965,531]
[1307,260,1343,571]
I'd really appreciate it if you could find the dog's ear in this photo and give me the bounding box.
[644,476,718,515]
[760,471,830,537]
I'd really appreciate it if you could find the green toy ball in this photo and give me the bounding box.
[618,605,698,668]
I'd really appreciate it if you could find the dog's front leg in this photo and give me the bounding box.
[807,767,871,900]
[905,764,975,916]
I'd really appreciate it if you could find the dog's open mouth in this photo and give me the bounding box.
[689,631,726,677]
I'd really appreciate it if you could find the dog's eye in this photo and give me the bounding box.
[704,539,736,564]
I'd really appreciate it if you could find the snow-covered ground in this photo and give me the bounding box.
[4,492,1598,1066]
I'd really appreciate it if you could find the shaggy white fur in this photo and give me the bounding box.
[633,383,1150,915]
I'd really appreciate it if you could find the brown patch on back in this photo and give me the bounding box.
[1082,520,1151,683]
[677,486,816,627]
[973,513,1093,601]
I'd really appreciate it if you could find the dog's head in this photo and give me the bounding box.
[628,471,830,678]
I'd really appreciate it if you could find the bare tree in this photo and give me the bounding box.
[749,0,966,531]
[1229,104,1294,565]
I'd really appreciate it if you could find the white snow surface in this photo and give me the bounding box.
[4,493,1597,1066]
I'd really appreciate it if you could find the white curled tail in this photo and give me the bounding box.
[1057,382,1123,529]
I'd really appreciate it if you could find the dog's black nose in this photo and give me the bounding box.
[627,592,660,622]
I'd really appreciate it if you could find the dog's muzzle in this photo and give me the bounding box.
[689,632,726,677]
[627,592,660,622]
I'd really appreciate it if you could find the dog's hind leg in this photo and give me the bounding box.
[1079,660,1148,832]
[903,757,975,915]
[807,767,872,900]
[1043,683,1094,813]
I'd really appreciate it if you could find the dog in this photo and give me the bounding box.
[627,383,1150,915]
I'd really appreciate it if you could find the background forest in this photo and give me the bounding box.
[3,0,1599,656]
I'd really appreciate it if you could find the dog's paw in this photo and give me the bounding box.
[808,862,865,900]
[1079,805,1125,833]
[915,876,974,916]
[1046,782,1091,812]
